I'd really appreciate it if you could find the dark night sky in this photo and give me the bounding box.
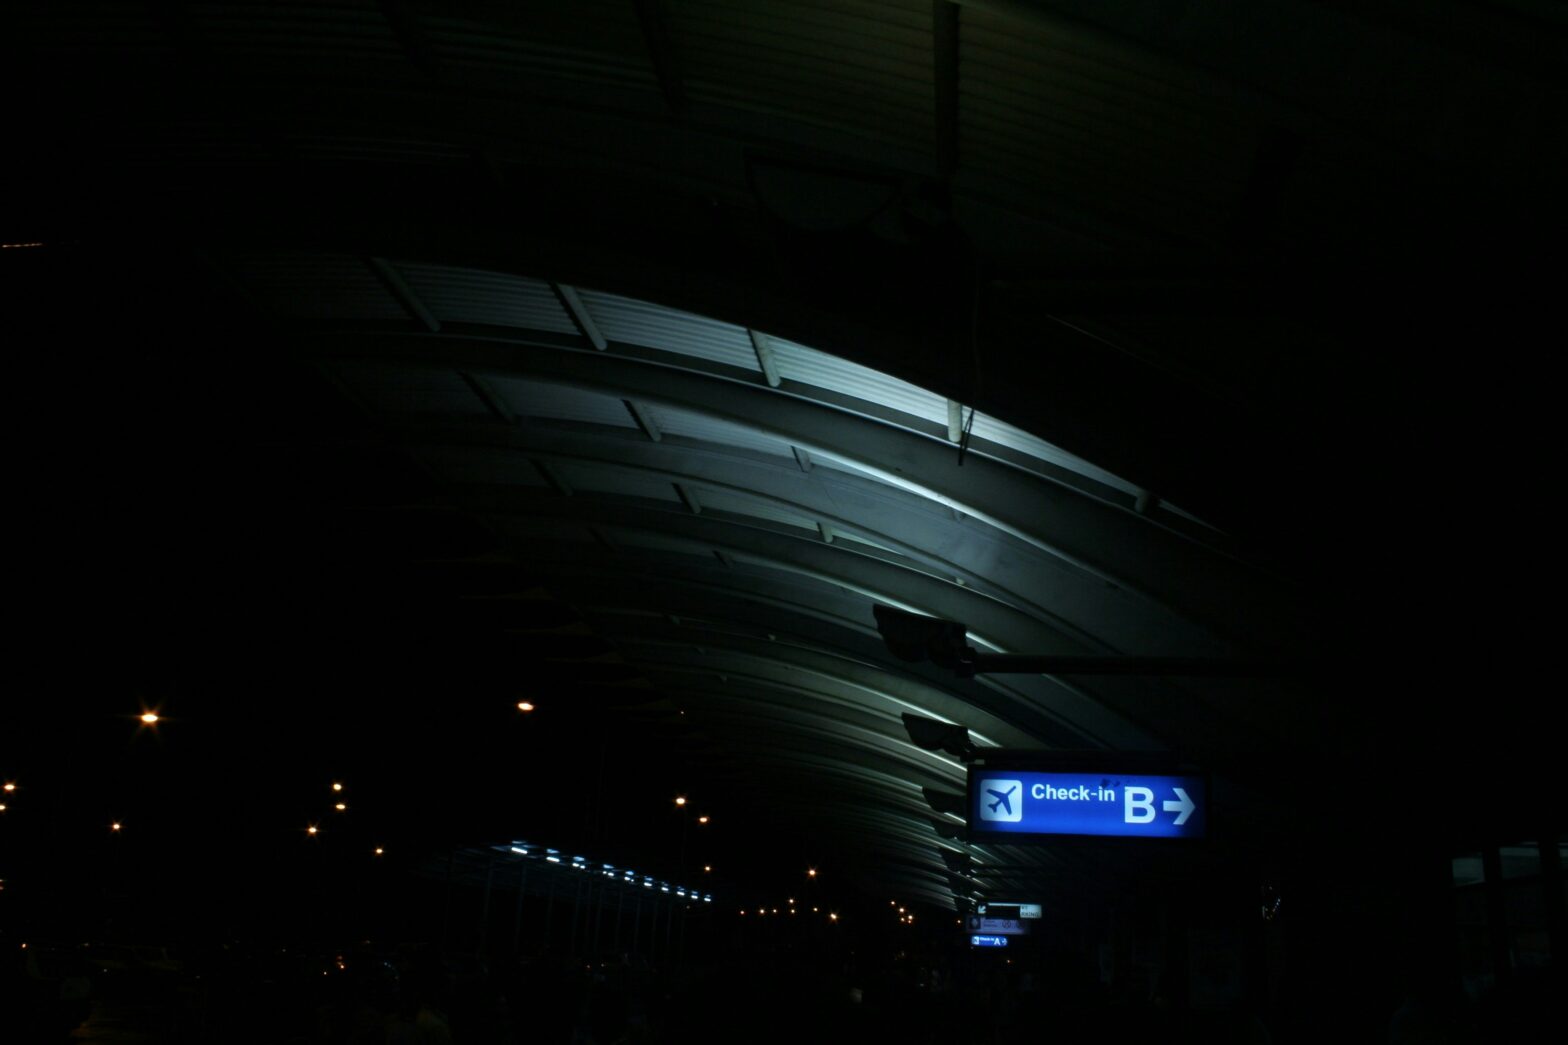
[2,270,819,939]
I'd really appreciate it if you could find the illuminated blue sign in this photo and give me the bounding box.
[968,770,1206,840]
[970,934,1009,948]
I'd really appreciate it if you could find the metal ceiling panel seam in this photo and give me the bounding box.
[602,626,1027,748]
[615,638,1005,747]
[465,487,1118,661]
[644,669,970,786]
[764,336,951,426]
[329,361,491,417]
[654,702,962,797]
[632,402,797,458]
[312,330,1311,653]
[393,263,578,333]
[574,289,760,372]
[403,431,1188,657]
[484,377,640,428]
[262,257,1168,511]
[231,253,407,321]
[965,411,1141,497]
[484,558,1109,749]
[475,537,1156,750]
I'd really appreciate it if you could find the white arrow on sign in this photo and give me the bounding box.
[1162,787,1195,826]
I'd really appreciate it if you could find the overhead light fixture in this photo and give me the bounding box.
[921,786,967,817]
[902,712,975,761]
[929,819,964,841]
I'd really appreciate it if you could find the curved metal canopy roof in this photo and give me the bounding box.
[198,252,1318,907]
[7,0,1562,916]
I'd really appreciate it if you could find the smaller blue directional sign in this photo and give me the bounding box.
[970,934,1009,948]
[968,770,1207,840]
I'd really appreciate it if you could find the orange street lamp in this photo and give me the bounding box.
[110,822,122,832]
[140,712,159,725]
[332,782,343,792]
[517,701,535,712]
[307,825,319,836]
[334,803,347,812]
[674,796,687,807]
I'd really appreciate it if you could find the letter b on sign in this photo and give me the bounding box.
[1124,786,1155,824]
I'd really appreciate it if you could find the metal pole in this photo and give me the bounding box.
[512,866,529,955]
[1539,835,1566,963]
[593,883,605,955]
[569,876,584,957]
[477,861,495,956]
[544,876,558,956]
[1482,844,1511,983]
[441,850,456,950]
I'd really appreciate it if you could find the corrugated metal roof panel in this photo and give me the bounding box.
[967,413,1140,497]
[669,0,934,154]
[810,452,895,485]
[555,463,682,504]
[767,337,948,425]
[414,448,547,489]
[640,404,794,458]
[607,530,706,556]
[834,531,902,556]
[489,379,635,429]
[232,253,404,320]
[577,290,759,372]
[695,490,819,533]
[396,263,577,333]
[334,362,487,416]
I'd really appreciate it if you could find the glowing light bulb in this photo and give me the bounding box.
[517,701,535,712]
[335,803,346,811]
[140,712,159,724]
[332,782,343,792]
[110,822,122,832]
[307,825,319,836]
[674,796,687,806]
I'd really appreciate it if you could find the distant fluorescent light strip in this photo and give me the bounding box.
[499,840,704,899]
